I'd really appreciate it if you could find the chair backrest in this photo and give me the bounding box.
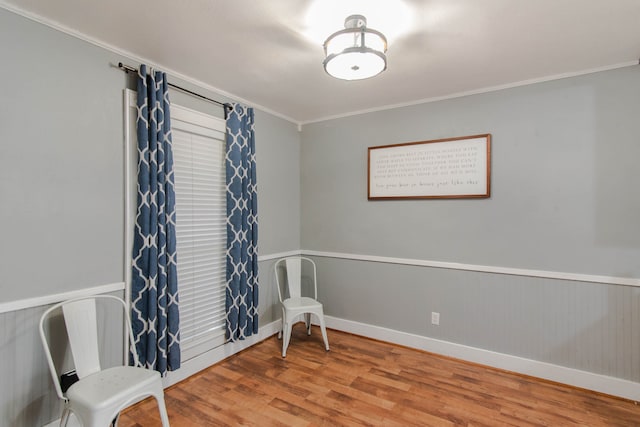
[274,257,318,302]
[62,298,102,378]
[39,295,138,400]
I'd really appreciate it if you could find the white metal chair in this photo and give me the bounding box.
[39,295,170,427]
[274,256,330,358]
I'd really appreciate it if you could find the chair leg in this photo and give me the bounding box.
[318,313,330,352]
[304,313,311,335]
[155,394,171,427]
[277,309,284,339]
[282,320,293,358]
[60,407,71,427]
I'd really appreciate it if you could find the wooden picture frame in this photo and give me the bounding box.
[368,134,491,200]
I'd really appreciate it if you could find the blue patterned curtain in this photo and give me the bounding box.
[225,103,259,341]
[131,64,180,375]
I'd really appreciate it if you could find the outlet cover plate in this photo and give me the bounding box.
[431,312,440,325]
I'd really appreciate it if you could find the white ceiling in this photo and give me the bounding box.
[3,0,640,124]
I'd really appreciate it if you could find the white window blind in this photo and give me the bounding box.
[125,91,228,362]
[171,106,227,361]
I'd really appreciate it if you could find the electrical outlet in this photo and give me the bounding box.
[431,311,440,325]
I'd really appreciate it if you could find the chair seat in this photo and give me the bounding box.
[66,365,162,411]
[283,297,323,311]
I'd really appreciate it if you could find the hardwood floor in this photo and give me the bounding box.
[119,325,640,426]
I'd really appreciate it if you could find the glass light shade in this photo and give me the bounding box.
[324,49,386,80]
[323,16,388,81]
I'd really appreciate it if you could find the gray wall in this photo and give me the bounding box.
[0,8,126,303]
[0,7,300,425]
[0,7,301,304]
[302,67,640,277]
[3,2,640,424]
[301,66,640,381]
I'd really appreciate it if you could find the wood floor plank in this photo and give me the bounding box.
[118,326,640,426]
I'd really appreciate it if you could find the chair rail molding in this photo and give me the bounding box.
[0,282,125,314]
[258,250,303,262]
[301,250,640,288]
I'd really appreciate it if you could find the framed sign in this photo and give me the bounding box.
[368,134,491,200]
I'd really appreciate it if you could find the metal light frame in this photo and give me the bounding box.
[323,15,388,81]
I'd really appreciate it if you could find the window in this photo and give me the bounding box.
[125,90,227,362]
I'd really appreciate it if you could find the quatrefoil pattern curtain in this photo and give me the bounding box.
[225,103,259,341]
[131,64,181,375]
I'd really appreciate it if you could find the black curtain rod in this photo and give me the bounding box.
[118,62,232,114]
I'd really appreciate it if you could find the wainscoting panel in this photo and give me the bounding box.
[0,305,59,427]
[0,291,125,426]
[311,255,640,385]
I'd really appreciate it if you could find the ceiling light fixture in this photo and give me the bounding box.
[323,15,388,81]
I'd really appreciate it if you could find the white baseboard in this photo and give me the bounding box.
[323,315,640,402]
